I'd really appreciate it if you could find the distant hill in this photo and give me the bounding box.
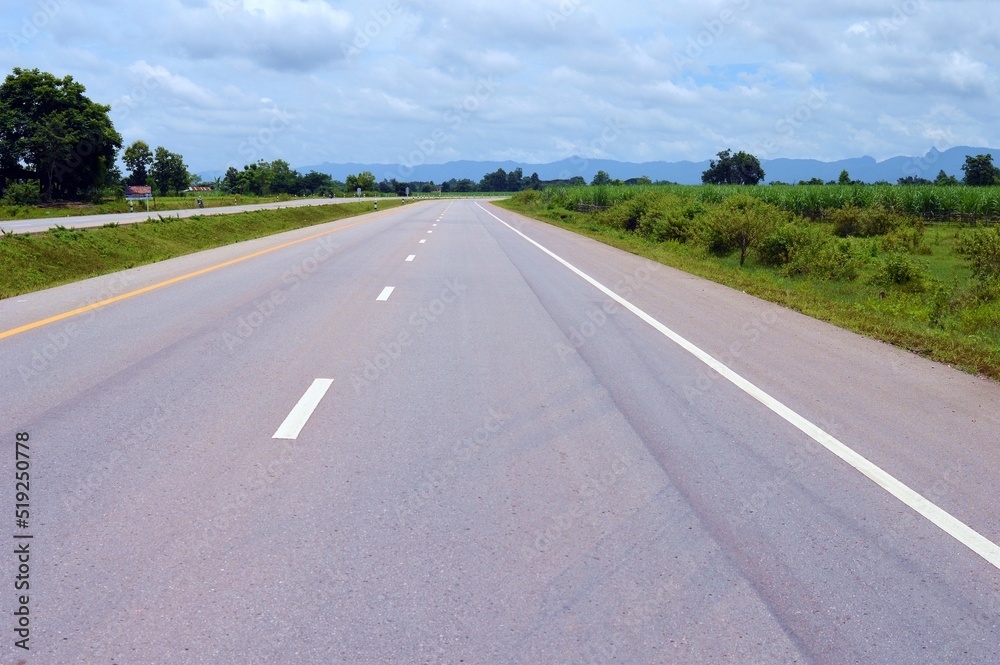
[200,147,1000,186]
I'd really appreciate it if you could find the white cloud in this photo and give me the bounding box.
[1,0,999,169]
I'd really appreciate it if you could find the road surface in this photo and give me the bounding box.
[1,199,997,663]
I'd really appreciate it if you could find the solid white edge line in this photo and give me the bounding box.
[377,286,395,301]
[476,202,1000,570]
[273,378,334,440]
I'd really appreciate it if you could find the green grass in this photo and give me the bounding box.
[0,200,403,299]
[497,188,1000,381]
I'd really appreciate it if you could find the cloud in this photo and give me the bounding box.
[168,0,353,71]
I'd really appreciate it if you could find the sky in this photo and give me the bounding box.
[1,0,998,176]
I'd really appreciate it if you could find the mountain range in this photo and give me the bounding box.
[201,146,1000,186]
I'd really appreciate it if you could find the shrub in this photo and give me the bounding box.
[697,194,786,266]
[635,194,701,242]
[956,226,1000,288]
[870,252,928,290]
[1,181,41,206]
[758,222,826,267]
[806,239,862,281]
[829,204,909,237]
[598,191,662,232]
[879,224,926,253]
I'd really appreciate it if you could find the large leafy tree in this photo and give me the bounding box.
[701,149,765,185]
[961,154,999,187]
[123,140,153,186]
[591,170,612,186]
[151,146,192,196]
[479,168,508,192]
[345,170,376,192]
[0,68,122,200]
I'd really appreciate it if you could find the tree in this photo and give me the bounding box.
[221,166,241,193]
[591,170,612,186]
[839,170,852,185]
[506,167,525,192]
[123,140,153,186]
[700,194,781,267]
[345,170,376,193]
[151,147,191,196]
[478,168,507,192]
[0,68,122,200]
[701,149,765,185]
[898,175,932,185]
[268,159,298,194]
[300,170,334,196]
[962,154,999,187]
[935,170,960,186]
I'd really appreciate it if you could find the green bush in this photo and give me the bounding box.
[758,222,826,267]
[1,181,41,206]
[870,252,928,290]
[697,195,787,266]
[806,238,862,281]
[634,194,702,242]
[829,204,909,237]
[598,191,662,232]
[879,224,926,253]
[956,226,1000,288]
[766,230,861,282]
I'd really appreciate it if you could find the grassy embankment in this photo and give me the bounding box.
[496,185,1000,380]
[0,200,404,299]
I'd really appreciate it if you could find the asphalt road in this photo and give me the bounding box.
[0,197,381,235]
[1,199,997,663]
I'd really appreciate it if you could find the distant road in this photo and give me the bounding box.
[0,197,377,235]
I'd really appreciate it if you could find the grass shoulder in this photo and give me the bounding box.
[0,200,404,299]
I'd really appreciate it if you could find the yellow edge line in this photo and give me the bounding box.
[0,208,399,341]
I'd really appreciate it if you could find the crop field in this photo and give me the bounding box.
[556,183,1000,221]
[499,185,1000,380]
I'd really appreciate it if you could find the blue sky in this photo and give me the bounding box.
[2,0,997,173]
